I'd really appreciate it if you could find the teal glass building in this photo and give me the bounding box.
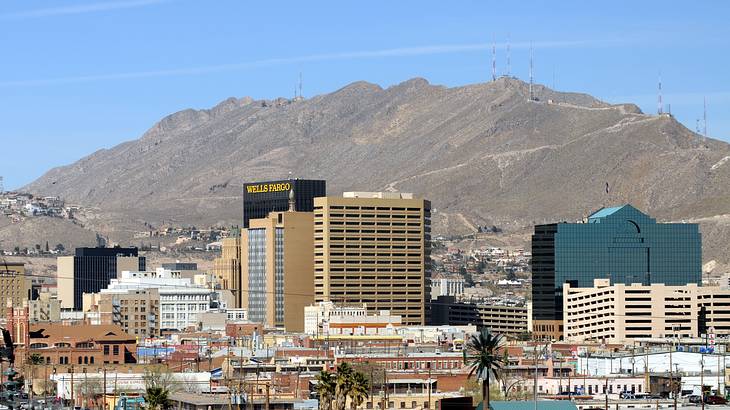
[532,204,702,326]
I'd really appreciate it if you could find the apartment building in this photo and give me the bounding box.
[0,261,31,318]
[85,288,160,337]
[563,279,730,343]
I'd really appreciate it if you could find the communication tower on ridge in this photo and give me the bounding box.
[529,43,534,101]
[492,38,497,81]
[657,72,663,115]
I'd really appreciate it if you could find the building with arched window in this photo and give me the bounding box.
[532,204,701,340]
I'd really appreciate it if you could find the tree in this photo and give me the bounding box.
[315,370,336,410]
[464,331,506,410]
[144,386,171,410]
[334,363,354,410]
[348,371,370,410]
[316,364,370,410]
[143,365,175,410]
[54,243,65,253]
[28,353,45,365]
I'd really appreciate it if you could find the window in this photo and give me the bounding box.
[113,345,119,355]
[104,345,110,355]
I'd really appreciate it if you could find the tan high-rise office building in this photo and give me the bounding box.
[213,231,242,307]
[313,192,431,326]
[0,262,31,318]
[240,208,314,331]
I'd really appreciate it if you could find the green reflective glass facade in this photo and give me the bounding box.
[532,204,701,321]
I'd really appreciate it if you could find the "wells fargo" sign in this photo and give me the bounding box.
[246,182,292,194]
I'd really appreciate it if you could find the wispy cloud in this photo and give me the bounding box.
[0,0,172,20]
[0,39,614,88]
[606,91,730,106]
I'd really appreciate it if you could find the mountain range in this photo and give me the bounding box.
[15,77,730,273]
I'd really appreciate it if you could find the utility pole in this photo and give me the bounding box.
[428,363,432,409]
[700,355,705,410]
[70,365,74,409]
[103,366,107,410]
[265,384,270,410]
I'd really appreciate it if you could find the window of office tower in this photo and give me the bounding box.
[248,229,267,323]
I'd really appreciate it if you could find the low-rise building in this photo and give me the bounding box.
[29,292,61,323]
[304,301,401,336]
[84,288,160,337]
[99,268,212,332]
[430,275,465,300]
[429,296,530,337]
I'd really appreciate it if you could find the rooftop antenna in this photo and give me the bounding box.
[529,42,534,101]
[491,36,497,81]
[657,72,663,115]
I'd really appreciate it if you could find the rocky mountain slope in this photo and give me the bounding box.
[20,77,730,271]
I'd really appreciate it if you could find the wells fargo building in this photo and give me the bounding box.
[313,192,431,325]
[242,179,326,228]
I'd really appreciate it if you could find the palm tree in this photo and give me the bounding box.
[348,371,370,410]
[28,354,45,365]
[315,370,336,410]
[464,330,506,410]
[334,363,354,410]
[144,386,171,410]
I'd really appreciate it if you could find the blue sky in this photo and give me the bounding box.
[1,0,729,190]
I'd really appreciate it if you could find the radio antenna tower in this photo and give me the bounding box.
[702,97,707,139]
[491,37,497,81]
[0,176,3,194]
[299,72,303,99]
[529,42,534,101]
[506,34,511,76]
[696,119,701,134]
[657,72,663,115]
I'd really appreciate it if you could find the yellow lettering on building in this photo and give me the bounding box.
[246,182,292,194]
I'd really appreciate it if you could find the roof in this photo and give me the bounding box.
[588,205,625,220]
[29,323,135,342]
[487,401,578,410]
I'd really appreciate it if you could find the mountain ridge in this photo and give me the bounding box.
[18,77,730,270]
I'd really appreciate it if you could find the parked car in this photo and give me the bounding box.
[688,395,702,404]
[704,395,728,405]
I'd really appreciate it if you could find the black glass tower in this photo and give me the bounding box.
[72,247,145,310]
[242,179,326,228]
[531,204,701,333]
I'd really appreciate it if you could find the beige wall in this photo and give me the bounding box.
[214,236,242,307]
[563,279,730,343]
[57,256,75,309]
[313,194,430,325]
